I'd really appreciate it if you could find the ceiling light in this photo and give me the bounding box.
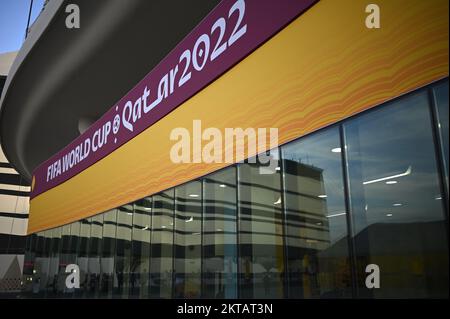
[363,166,411,185]
[331,147,341,153]
[316,222,322,226]
[275,167,281,171]
[142,226,149,231]
[318,194,327,198]
[186,216,193,223]
[189,194,199,198]
[219,184,226,188]
[274,197,282,205]
[435,196,442,200]
[386,180,397,185]
[386,213,393,217]
[161,225,166,229]
[326,212,346,218]
[216,228,223,232]
[393,203,402,207]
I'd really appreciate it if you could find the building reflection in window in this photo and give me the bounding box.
[344,90,449,298]
[174,181,202,298]
[100,209,116,298]
[433,80,449,194]
[114,205,133,298]
[22,234,36,295]
[45,228,60,298]
[87,215,103,298]
[65,221,80,297]
[30,232,45,296]
[238,150,285,298]
[56,224,71,296]
[130,198,151,298]
[76,219,90,298]
[37,230,51,297]
[282,127,351,298]
[203,167,238,298]
[150,190,174,298]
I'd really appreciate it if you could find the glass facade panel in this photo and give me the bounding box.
[203,167,238,298]
[114,205,133,298]
[238,152,285,298]
[31,232,45,296]
[39,230,51,297]
[22,234,35,295]
[65,221,80,296]
[174,181,202,298]
[344,90,449,298]
[46,227,61,298]
[150,190,174,298]
[282,128,352,298]
[21,80,448,299]
[130,198,151,298]
[55,224,71,296]
[87,215,103,297]
[100,210,117,298]
[433,80,449,194]
[76,219,90,297]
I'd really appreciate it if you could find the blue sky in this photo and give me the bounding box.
[0,0,45,54]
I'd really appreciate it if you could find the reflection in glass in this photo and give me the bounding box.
[344,90,449,298]
[87,215,103,298]
[64,221,80,297]
[22,235,35,295]
[203,167,238,298]
[30,232,45,296]
[282,128,351,298]
[433,80,449,194]
[100,210,117,298]
[174,182,202,298]
[130,198,151,298]
[150,190,174,298]
[46,227,61,298]
[114,205,133,298]
[34,230,51,297]
[19,80,449,300]
[55,224,71,296]
[76,219,90,297]
[239,151,285,298]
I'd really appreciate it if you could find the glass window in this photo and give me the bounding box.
[65,221,80,296]
[203,167,238,298]
[282,127,352,298]
[30,232,45,296]
[46,227,61,298]
[114,205,133,298]
[22,235,35,295]
[344,90,449,298]
[54,224,71,297]
[433,80,449,194]
[76,219,90,298]
[87,215,103,298]
[150,190,174,298]
[100,210,117,298]
[130,198,151,298]
[238,151,285,298]
[174,182,202,298]
[36,230,51,297]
